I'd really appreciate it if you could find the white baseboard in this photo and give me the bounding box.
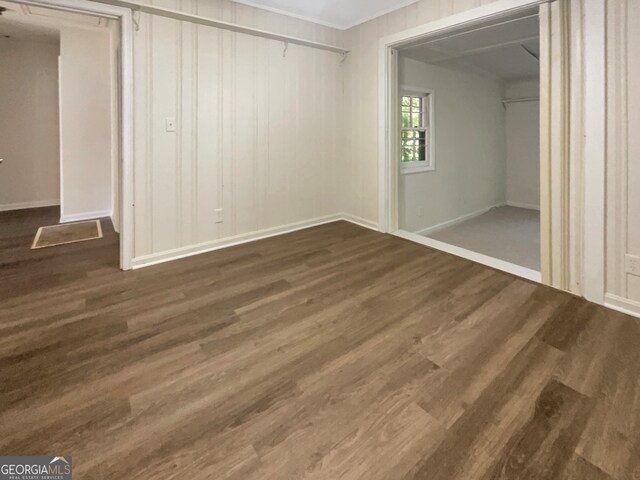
[415,202,506,236]
[604,294,640,319]
[60,210,112,223]
[394,229,542,283]
[0,199,60,212]
[131,213,380,269]
[506,201,541,211]
[340,213,379,231]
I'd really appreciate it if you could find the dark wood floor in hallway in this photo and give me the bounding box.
[0,208,638,480]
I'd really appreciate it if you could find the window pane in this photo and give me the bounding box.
[411,97,421,108]
[412,113,422,128]
[402,112,411,128]
[417,146,426,161]
[423,95,430,125]
[402,146,413,162]
[402,96,411,106]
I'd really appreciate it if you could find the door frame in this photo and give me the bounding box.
[377,0,574,290]
[9,0,134,270]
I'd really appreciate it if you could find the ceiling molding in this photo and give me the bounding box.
[230,0,420,30]
[341,0,421,30]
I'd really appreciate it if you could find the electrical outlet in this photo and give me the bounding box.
[165,117,176,132]
[215,208,223,224]
[626,255,640,277]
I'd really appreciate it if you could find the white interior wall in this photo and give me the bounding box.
[398,56,507,233]
[130,0,345,265]
[59,26,114,222]
[504,77,540,210]
[627,2,640,303]
[606,0,640,310]
[0,38,60,211]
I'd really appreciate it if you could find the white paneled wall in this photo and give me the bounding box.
[59,26,114,222]
[131,0,345,264]
[129,0,504,265]
[605,0,640,311]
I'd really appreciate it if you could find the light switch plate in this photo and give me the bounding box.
[215,208,223,224]
[165,117,176,132]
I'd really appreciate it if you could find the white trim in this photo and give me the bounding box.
[10,0,135,271]
[60,210,112,223]
[582,0,606,303]
[58,53,65,222]
[400,89,435,174]
[415,203,507,236]
[230,0,420,31]
[380,0,548,48]
[604,294,640,319]
[394,229,541,282]
[506,201,541,211]
[401,164,434,174]
[340,213,379,231]
[0,200,60,212]
[132,214,380,269]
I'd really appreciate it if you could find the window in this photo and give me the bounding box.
[401,92,434,173]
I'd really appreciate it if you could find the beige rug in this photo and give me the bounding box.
[32,220,103,249]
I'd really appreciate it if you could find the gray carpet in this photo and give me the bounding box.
[425,206,540,271]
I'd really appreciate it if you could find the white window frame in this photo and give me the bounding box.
[400,89,435,174]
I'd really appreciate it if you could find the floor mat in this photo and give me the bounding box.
[31,220,103,249]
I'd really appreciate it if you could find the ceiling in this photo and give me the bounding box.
[0,1,112,43]
[398,13,540,81]
[231,0,419,30]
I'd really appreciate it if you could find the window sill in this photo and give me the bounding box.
[401,164,434,175]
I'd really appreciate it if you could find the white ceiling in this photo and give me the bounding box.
[0,1,111,43]
[231,0,419,30]
[399,14,540,81]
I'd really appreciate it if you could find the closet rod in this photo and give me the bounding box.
[94,0,350,55]
[501,97,540,105]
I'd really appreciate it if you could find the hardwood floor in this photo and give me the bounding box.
[1,207,638,479]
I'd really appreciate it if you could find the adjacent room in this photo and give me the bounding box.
[1,0,640,479]
[0,1,119,267]
[397,12,541,277]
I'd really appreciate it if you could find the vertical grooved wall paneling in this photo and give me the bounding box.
[606,0,640,307]
[131,0,345,261]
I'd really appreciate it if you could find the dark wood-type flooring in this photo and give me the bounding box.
[1,207,638,479]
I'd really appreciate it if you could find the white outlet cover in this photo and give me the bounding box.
[626,255,640,277]
[165,117,177,132]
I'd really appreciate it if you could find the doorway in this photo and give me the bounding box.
[0,0,133,270]
[378,0,570,287]
[397,12,541,280]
